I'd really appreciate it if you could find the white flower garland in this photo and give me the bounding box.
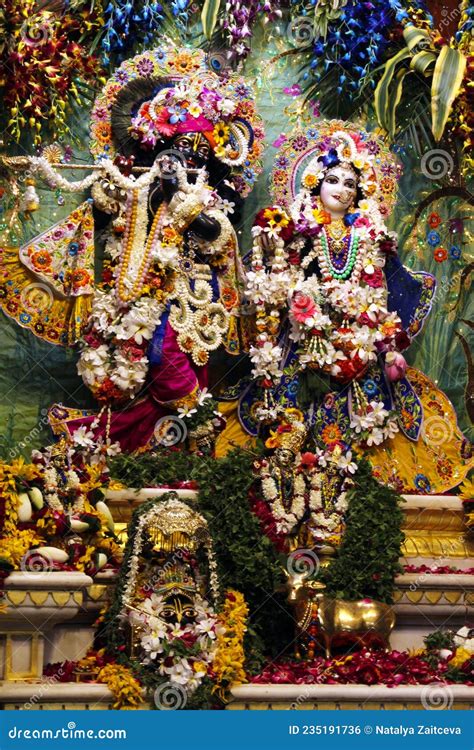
[258,450,356,539]
[29,154,175,193]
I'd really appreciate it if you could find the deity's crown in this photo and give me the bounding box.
[270,120,402,222]
[90,46,264,197]
[267,408,308,454]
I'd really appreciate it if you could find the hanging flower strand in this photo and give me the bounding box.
[0,0,104,145]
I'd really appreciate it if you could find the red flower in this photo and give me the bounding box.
[428,212,442,228]
[253,207,294,242]
[291,292,317,323]
[361,268,384,288]
[378,236,397,256]
[300,452,318,468]
[395,329,411,351]
[357,312,378,329]
[434,247,448,263]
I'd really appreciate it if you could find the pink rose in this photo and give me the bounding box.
[385,351,407,382]
[291,293,317,323]
[361,267,384,288]
[354,216,371,228]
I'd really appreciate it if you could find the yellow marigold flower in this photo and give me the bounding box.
[312,208,332,225]
[449,647,472,668]
[459,478,474,501]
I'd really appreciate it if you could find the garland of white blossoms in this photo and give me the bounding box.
[77,291,164,402]
[42,464,85,515]
[127,593,223,694]
[258,449,357,537]
[77,163,231,400]
[28,154,169,193]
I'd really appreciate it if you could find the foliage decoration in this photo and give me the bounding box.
[320,458,405,604]
[281,0,430,119]
[107,448,291,660]
[99,1,165,65]
[374,21,467,141]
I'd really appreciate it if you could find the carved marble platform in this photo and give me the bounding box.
[0,572,93,681]
[228,684,474,710]
[0,682,150,710]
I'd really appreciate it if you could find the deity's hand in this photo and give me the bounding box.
[157,154,181,203]
[167,163,212,233]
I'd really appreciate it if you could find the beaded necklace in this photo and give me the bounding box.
[117,190,166,304]
[321,227,359,280]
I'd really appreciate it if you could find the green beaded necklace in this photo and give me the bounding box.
[321,227,359,280]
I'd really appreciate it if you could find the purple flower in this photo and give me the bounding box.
[137,58,155,76]
[283,84,302,97]
[293,135,308,152]
[449,218,464,234]
[366,140,380,155]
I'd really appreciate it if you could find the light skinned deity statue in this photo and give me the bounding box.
[0,47,264,459]
[219,121,473,496]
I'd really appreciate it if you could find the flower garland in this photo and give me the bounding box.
[127,592,223,696]
[29,154,167,194]
[0,459,43,577]
[77,165,234,402]
[0,0,104,145]
[212,590,248,698]
[256,448,355,539]
[44,649,143,710]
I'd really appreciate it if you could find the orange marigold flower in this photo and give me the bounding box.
[321,423,342,445]
[221,286,238,310]
[94,122,112,144]
[303,173,318,188]
[68,268,92,288]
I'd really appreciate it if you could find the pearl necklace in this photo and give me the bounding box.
[320,227,359,280]
[116,190,166,304]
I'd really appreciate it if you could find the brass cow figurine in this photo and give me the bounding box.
[284,569,395,659]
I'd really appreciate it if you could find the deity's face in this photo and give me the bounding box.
[172,132,211,172]
[275,448,295,467]
[319,165,358,217]
[159,592,197,626]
